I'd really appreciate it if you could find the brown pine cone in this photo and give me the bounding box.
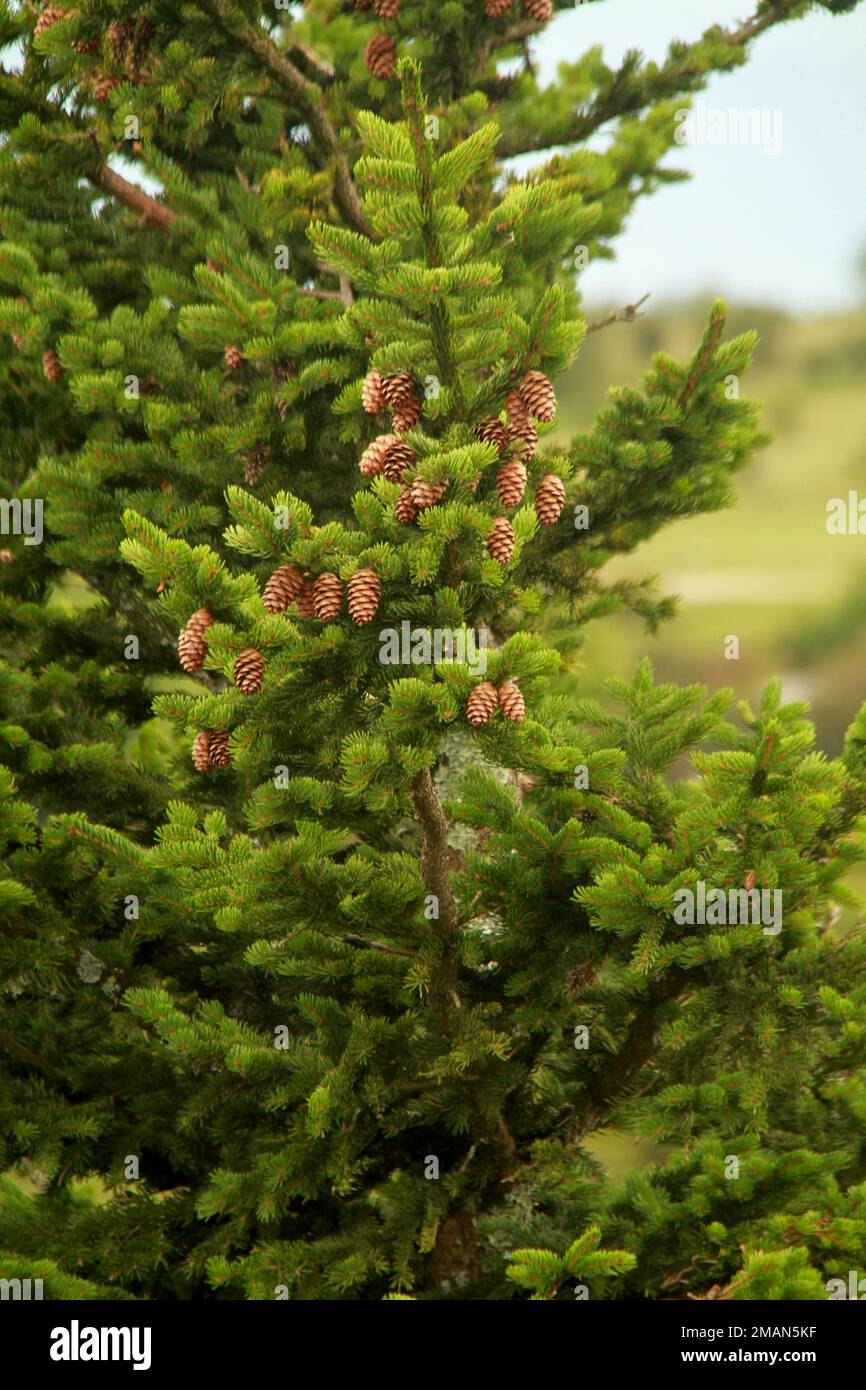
[487,516,515,564]
[485,0,514,13]
[410,476,449,509]
[234,647,265,694]
[395,486,419,525]
[365,33,396,78]
[11,332,24,350]
[207,729,232,769]
[359,433,400,477]
[381,440,417,484]
[91,73,120,102]
[42,349,63,382]
[520,369,557,422]
[108,18,131,61]
[192,730,212,772]
[508,417,537,460]
[178,626,207,674]
[522,0,553,19]
[505,390,529,430]
[391,397,422,433]
[535,473,565,526]
[373,0,400,14]
[467,681,498,728]
[474,417,508,455]
[354,0,372,7]
[312,571,343,620]
[273,360,294,422]
[498,680,525,723]
[186,608,215,640]
[361,369,386,414]
[381,372,416,408]
[347,567,382,626]
[71,33,100,54]
[224,345,244,371]
[497,459,527,508]
[244,443,269,487]
[34,7,68,41]
[294,577,317,618]
[263,564,304,614]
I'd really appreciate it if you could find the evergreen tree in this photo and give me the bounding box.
[1,0,865,1300]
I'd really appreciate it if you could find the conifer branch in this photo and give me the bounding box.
[192,0,370,237]
[94,160,179,230]
[411,766,461,985]
[497,3,808,157]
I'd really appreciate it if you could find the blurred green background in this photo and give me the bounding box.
[555,298,866,758]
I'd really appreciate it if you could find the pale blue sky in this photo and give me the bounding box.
[532,0,866,313]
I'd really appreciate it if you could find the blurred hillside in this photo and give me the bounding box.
[552,299,866,756]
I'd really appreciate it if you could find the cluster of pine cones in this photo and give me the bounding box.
[34,9,155,102]
[484,0,554,20]
[360,370,428,523]
[192,729,231,772]
[474,369,566,537]
[260,562,382,629]
[466,680,525,727]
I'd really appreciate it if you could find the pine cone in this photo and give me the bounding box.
[263,564,304,614]
[498,680,525,723]
[487,516,515,564]
[178,626,207,674]
[234,647,265,694]
[11,332,24,350]
[474,417,508,455]
[224,345,244,371]
[410,476,449,509]
[361,369,386,414]
[71,33,100,54]
[485,0,514,13]
[244,443,269,486]
[42,349,63,382]
[373,0,400,15]
[207,729,232,769]
[347,567,381,626]
[522,0,553,19]
[497,459,527,507]
[192,730,212,772]
[354,0,372,8]
[294,576,317,618]
[520,369,556,422]
[381,372,416,408]
[108,18,131,61]
[312,571,343,620]
[535,473,565,526]
[91,73,120,102]
[391,397,422,433]
[382,440,416,483]
[364,33,396,78]
[186,608,215,640]
[466,681,498,727]
[395,486,419,525]
[359,433,399,477]
[34,7,69,41]
[128,16,153,80]
[508,417,537,460]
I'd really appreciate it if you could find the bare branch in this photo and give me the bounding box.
[93,160,178,230]
[585,292,650,336]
